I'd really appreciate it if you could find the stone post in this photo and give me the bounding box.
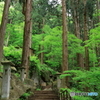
[1,61,14,100]
[56,73,62,89]
[20,67,26,81]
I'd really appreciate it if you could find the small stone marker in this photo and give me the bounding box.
[32,72,39,86]
[20,67,26,81]
[1,61,14,99]
[56,73,62,89]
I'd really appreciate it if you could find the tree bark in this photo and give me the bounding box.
[62,0,68,87]
[5,32,10,46]
[72,0,84,69]
[5,20,12,46]
[97,0,100,22]
[95,0,100,66]
[40,18,45,64]
[0,0,11,64]
[29,21,32,56]
[83,0,89,70]
[21,0,32,78]
[96,45,100,66]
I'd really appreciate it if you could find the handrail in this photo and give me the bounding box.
[59,89,73,100]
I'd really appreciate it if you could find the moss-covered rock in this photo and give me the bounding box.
[0,73,36,100]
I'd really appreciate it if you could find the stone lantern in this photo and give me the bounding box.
[1,61,14,100]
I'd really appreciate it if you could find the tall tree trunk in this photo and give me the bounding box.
[97,0,100,22]
[83,0,89,70]
[72,0,84,69]
[29,21,32,56]
[5,32,10,46]
[96,45,100,66]
[21,0,32,79]
[40,18,45,64]
[0,0,11,64]
[96,0,100,66]
[62,0,68,87]
[40,46,44,64]
[5,20,12,46]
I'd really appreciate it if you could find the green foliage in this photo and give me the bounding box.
[4,3,24,47]
[39,64,57,81]
[9,3,24,23]
[6,22,24,47]
[60,88,93,100]
[68,33,84,54]
[0,2,4,23]
[0,65,3,72]
[89,25,100,46]
[86,0,95,19]
[85,24,100,66]
[14,73,20,77]
[60,67,100,100]
[30,56,40,67]
[3,46,22,66]
[93,10,100,18]
[68,33,84,68]
[42,26,62,69]
[32,25,62,70]
[18,92,33,100]
[32,0,61,32]
[30,55,57,79]
[30,55,41,76]
[32,25,85,70]
[36,88,41,91]
[22,92,31,97]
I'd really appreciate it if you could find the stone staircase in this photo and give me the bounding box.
[28,90,60,100]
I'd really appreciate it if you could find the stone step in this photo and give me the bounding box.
[34,90,55,94]
[28,90,60,100]
[29,98,59,100]
[28,98,60,100]
[34,94,58,96]
[31,95,59,99]
[34,96,58,98]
